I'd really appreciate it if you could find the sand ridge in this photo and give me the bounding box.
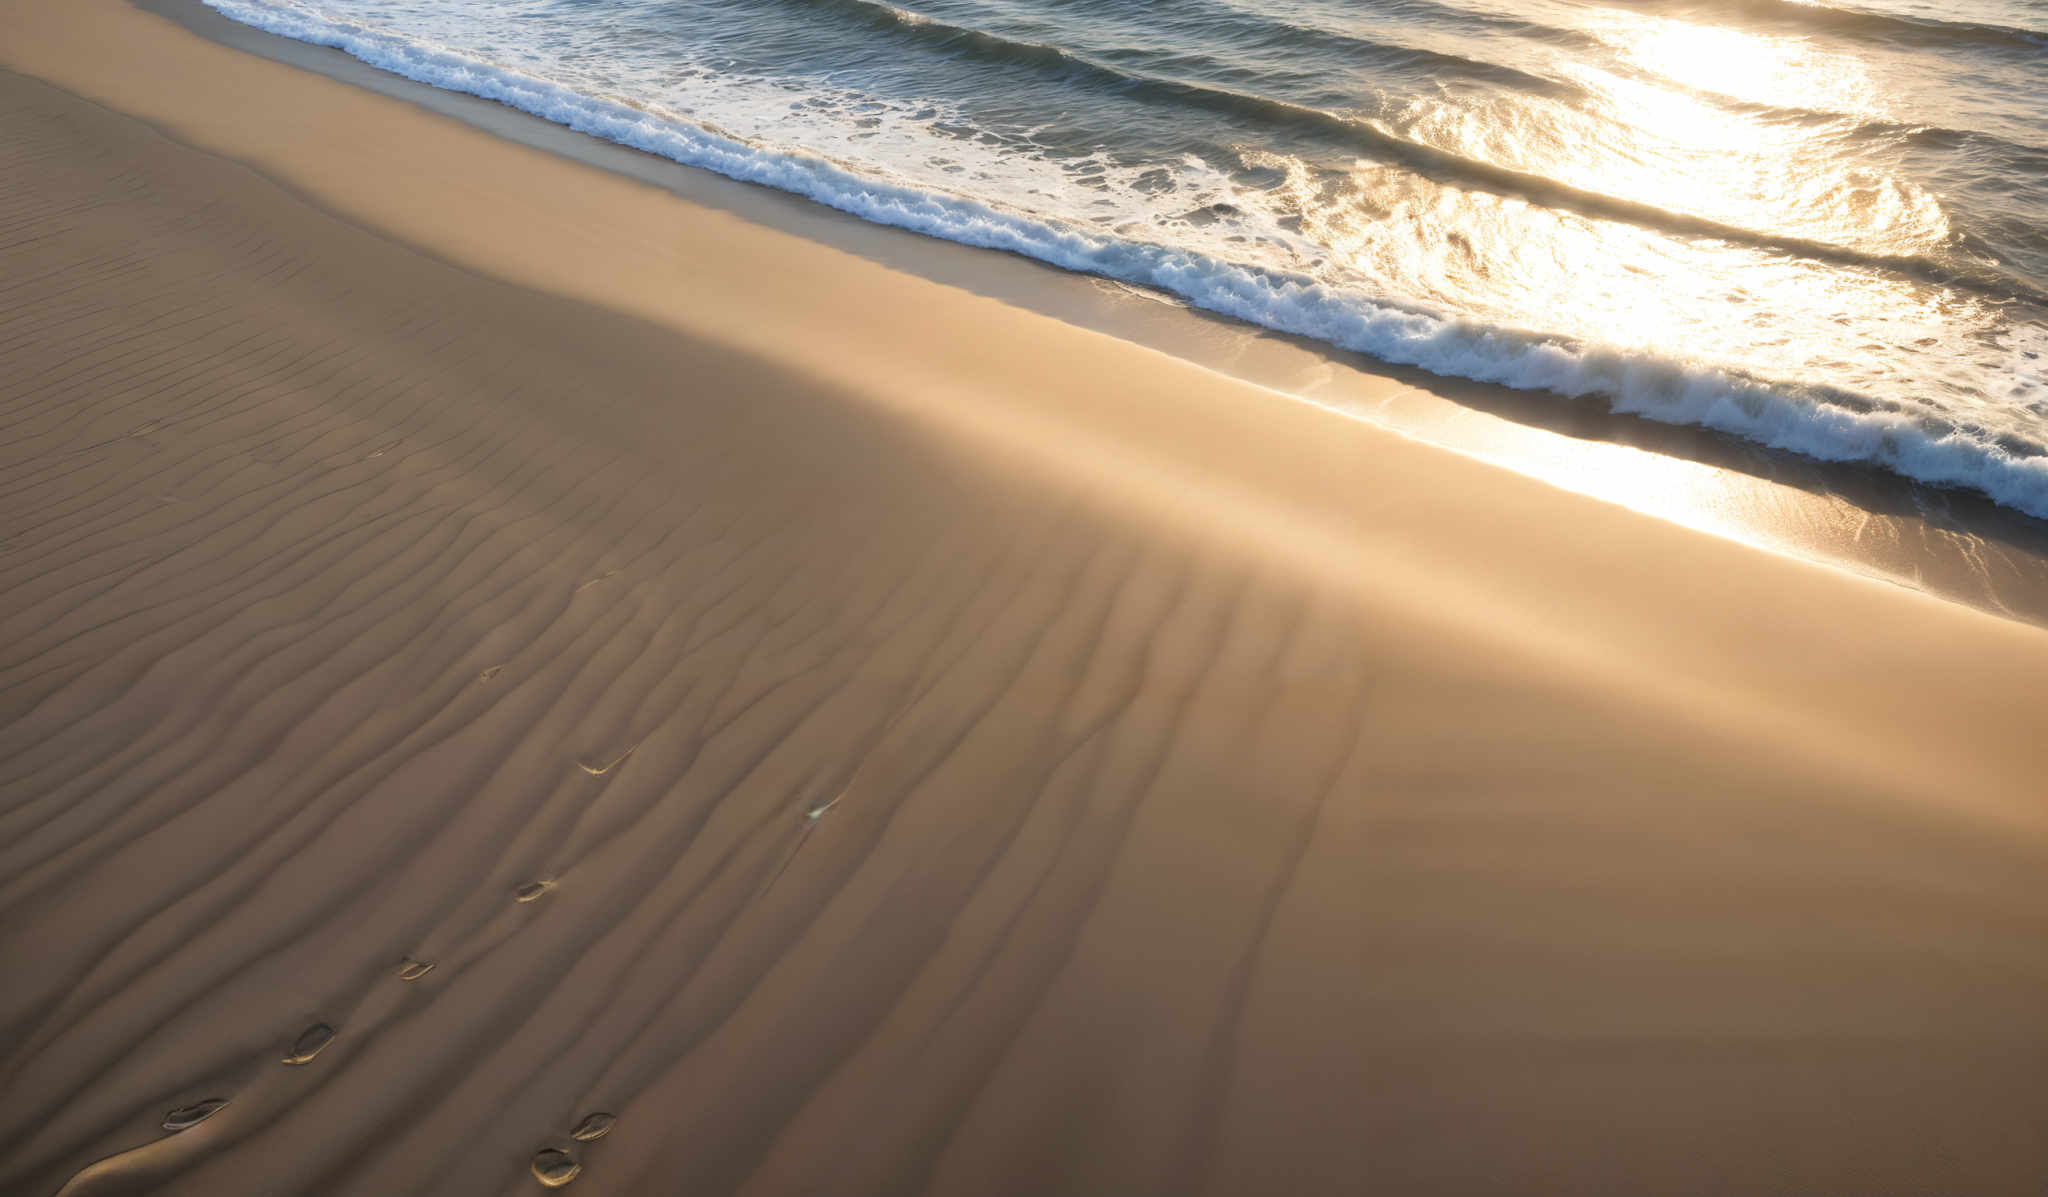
[4,3,2048,1194]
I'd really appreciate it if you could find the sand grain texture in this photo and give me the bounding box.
[4,4,2048,1194]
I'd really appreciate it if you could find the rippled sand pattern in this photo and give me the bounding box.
[2,56,2047,1197]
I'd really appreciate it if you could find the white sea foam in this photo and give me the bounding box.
[203,0,2048,520]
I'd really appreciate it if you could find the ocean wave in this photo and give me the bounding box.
[778,0,1579,99]
[201,0,2048,521]
[762,0,2048,304]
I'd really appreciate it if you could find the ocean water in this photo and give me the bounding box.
[202,0,2048,516]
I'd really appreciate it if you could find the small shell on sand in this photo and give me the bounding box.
[398,957,436,982]
[514,880,555,903]
[283,1023,335,1065]
[162,1100,227,1132]
[569,1112,615,1142]
[532,1148,581,1188]
[576,743,636,776]
[572,569,619,594]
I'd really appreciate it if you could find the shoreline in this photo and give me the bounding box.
[4,2,2048,1195]
[128,0,2048,628]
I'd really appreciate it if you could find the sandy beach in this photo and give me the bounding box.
[3,2,2047,1194]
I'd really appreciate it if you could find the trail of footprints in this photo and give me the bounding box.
[143,720,787,1188]
[149,885,606,1186]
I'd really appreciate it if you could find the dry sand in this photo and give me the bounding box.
[3,2,2048,1194]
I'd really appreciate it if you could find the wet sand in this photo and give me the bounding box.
[3,2,2048,1194]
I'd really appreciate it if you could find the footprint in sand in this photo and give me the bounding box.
[282,1023,335,1065]
[515,880,555,904]
[531,1148,581,1188]
[577,744,637,777]
[162,1100,227,1133]
[569,1113,615,1142]
[398,957,436,982]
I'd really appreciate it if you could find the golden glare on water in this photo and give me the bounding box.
[1533,9,1938,256]
[1313,1,1981,415]
[1603,13,1882,117]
